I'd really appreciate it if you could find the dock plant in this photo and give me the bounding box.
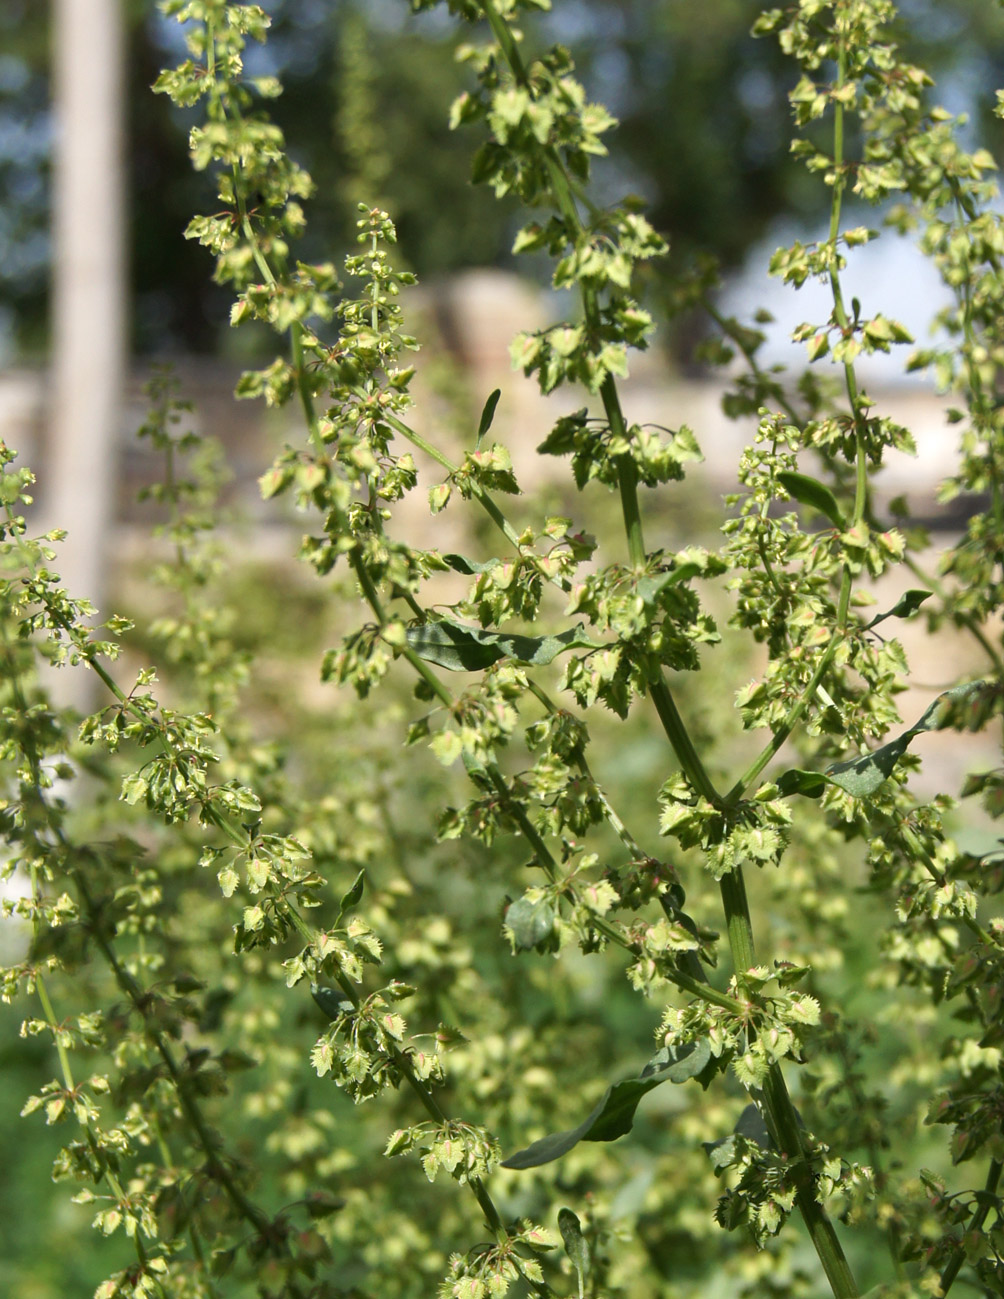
[3,1,1004,1295]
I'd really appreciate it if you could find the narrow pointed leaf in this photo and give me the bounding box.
[406,618,598,672]
[442,554,502,576]
[827,680,989,797]
[500,1090,614,1169]
[477,388,502,442]
[777,470,845,528]
[780,682,991,801]
[502,1040,711,1169]
[337,870,365,919]
[864,588,931,630]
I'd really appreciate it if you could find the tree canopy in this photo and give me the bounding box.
[3,0,1004,355]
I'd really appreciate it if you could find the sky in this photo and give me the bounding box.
[721,210,956,387]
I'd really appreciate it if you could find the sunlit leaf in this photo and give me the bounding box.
[776,470,845,528]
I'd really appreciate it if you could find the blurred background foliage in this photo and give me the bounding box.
[4,0,1004,357]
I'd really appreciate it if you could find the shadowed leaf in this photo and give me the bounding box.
[477,388,502,442]
[505,896,555,950]
[406,618,599,672]
[311,984,351,1020]
[558,1207,589,1277]
[442,554,502,575]
[502,1040,713,1169]
[703,1102,772,1170]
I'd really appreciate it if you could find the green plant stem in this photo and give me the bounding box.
[40,788,270,1236]
[213,35,567,615]
[364,415,727,996]
[824,48,869,585]
[720,52,863,1294]
[938,1154,1003,1295]
[482,0,723,810]
[718,868,754,973]
[281,900,514,1250]
[728,38,870,808]
[480,760,718,993]
[354,537,740,1011]
[380,408,530,558]
[702,297,806,427]
[711,242,1004,685]
[476,7,860,1293]
[5,507,293,1251]
[258,240,537,1261]
[33,963,76,1086]
[333,459,738,1010]
[19,778,172,1292]
[719,871,859,1298]
[0,520,253,855]
[760,1067,861,1299]
[525,679,646,861]
[647,677,721,806]
[86,896,273,1234]
[8,500,522,1252]
[356,557,743,1015]
[206,17,326,464]
[725,603,847,802]
[608,391,647,571]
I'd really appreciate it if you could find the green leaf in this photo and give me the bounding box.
[639,1039,714,1084]
[780,682,993,801]
[311,984,351,1020]
[442,554,502,576]
[776,768,828,799]
[703,1102,772,1170]
[864,588,931,630]
[121,772,149,806]
[558,1207,590,1279]
[477,389,502,443]
[501,1040,712,1169]
[827,680,989,797]
[406,618,598,672]
[776,470,845,528]
[635,563,703,608]
[337,870,366,919]
[304,1190,347,1220]
[505,896,555,950]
